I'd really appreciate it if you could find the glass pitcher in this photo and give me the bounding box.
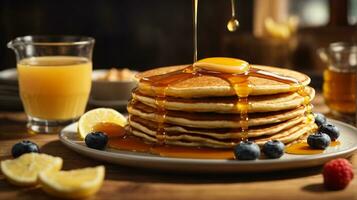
[8,35,95,133]
[318,42,357,120]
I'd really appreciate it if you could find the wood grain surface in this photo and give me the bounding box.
[0,94,356,200]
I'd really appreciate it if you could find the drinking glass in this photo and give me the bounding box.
[8,35,94,133]
[318,42,356,122]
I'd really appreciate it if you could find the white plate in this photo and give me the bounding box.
[59,119,357,173]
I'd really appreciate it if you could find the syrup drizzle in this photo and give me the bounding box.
[124,0,315,156]
[296,84,315,132]
[140,67,196,143]
[127,0,313,153]
[127,88,139,134]
[139,65,308,145]
[227,0,239,32]
[193,0,198,62]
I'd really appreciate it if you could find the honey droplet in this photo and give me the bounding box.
[306,113,315,123]
[227,18,239,32]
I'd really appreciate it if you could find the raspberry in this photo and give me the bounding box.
[323,158,354,190]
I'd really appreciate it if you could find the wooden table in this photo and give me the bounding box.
[0,94,356,200]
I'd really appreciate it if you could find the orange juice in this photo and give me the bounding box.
[17,56,92,120]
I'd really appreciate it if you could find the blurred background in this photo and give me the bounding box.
[0,0,356,71]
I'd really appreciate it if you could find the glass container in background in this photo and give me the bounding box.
[318,42,356,123]
[8,36,94,133]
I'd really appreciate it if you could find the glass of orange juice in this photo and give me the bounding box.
[8,36,94,133]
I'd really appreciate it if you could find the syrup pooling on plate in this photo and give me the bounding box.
[107,125,235,159]
[285,141,341,155]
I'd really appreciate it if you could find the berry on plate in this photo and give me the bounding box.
[314,113,327,127]
[262,140,285,159]
[307,132,331,149]
[320,123,340,141]
[85,132,108,150]
[234,141,260,160]
[323,158,354,190]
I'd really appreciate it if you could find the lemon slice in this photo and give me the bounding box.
[78,108,127,139]
[0,153,63,186]
[193,57,250,74]
[39,166,105,199]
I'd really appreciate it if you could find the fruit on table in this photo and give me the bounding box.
[262,140,285,159]
[0,153,63,186]
[320,123,340,141]
[323,158,354,190]
[78,108,127,139]
[314,113,327,127]
[234,141,261,160]
[307,132,331,149]
[85,132,108,150]
[11,140,40,158]
[39,166,105,199]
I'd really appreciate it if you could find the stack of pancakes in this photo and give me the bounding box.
[127,65,317,148]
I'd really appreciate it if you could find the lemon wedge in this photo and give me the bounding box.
[78,108,127,139]
[39,166,105,199]
[0,153,63,186]
[193,57,250,74]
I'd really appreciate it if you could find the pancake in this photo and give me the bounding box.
[128,101,306,128]
[129,121,317,148]
[132,87,315,113]
[127,61,316,150]
[129,115,306,139]
[135,65,311,98]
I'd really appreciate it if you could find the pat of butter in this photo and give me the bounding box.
[193,57,250,74]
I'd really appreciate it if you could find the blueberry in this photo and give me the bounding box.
[85,132,108,150]
[11,140,39,158]
[234,141,260,160]
[314,113,327,127]
[307,133,331,149]
[320,123,340,141]
[262,140,285,159]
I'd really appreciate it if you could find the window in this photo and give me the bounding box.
[289,0,329,27]
[348,0,357,25]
